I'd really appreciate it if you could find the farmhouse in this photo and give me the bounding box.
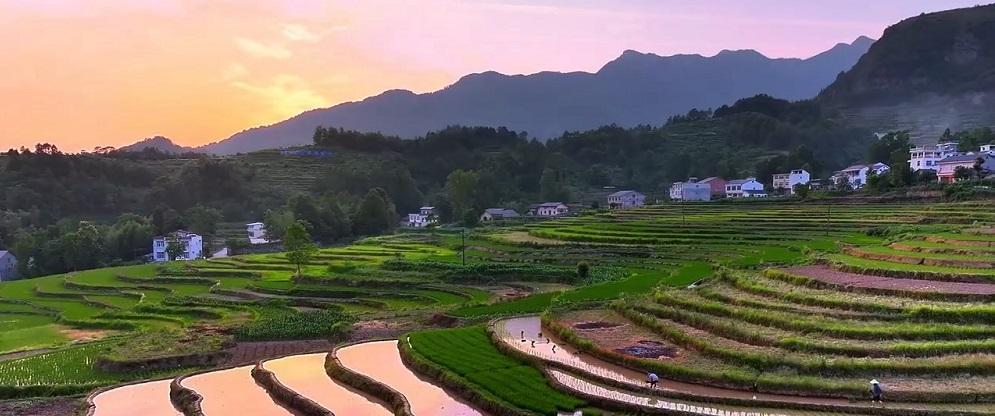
[0,251,18,281]
[606,190,646,209]
[670,180,710,201]
[936,153,995,183]
[908,141,959,172]
[697,177,728,198]
[831,163,890,189]
[529,202,569,217]
[152,231,203,262]
[772,169,810,194]
[246,222,269,244]
[725,177,765,198]
[407,206,438,228]
[480,208,520,222]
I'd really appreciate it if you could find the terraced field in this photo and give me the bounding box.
[6,200,995,415]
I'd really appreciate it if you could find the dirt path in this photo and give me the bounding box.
[225,340,333,365]
[786,265,995,295]
[0,397,81,416]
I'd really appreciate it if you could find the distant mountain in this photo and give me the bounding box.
[118,136,192,154]
[196,37,873,154]
[819,4,995,143]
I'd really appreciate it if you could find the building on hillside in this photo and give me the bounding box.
[725,178,765,198]
[528,202,569,217]
[407,206,438,228]
[808,178,829,191]
[279,149,334,158]
[772,169,811,194]
[936,153,995,183]
[480,208,520,222]
[246,222,269,244]
[982,144,995,154]
[697,177,728,198]
[831,163,890,189]
[0,251,18,281]
[606,190,646,209]
[908,142,959,172]
[152,231,203,262]
[669,180,711,202]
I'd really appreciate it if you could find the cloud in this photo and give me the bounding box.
[231,74,327,117]
[233,37,292,59]
[221,63,249,80]
[282,23,321,42]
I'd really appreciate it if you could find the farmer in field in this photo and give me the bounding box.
[870,379,883,402]
[647,372,659,388]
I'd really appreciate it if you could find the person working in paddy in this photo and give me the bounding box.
[870,379,883,402]
[647,373,659,388]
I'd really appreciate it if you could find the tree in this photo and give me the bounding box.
[868,131,910,164]
[462,210,479,228]
[165,235,184,261]
[973,157,987,181]
[539,168,570,202]
[793,183,810,199]
[352,188,397,236]
[263,209,295,241]
[184,205,222,236]
[954,166,974,182]
[576,261,590,280]
[445,169,480,221]
[284,220,317,276]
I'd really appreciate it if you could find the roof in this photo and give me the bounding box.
[538,202,566,207]
[484,208,520,217]
[697,177,725,184]
[0,250,9,258]
[608,190,644,197]
[727,178,757,185]
[842,164,868,172]
[419,206,435,210]
[246,222,264,226]
[939,154,993,164]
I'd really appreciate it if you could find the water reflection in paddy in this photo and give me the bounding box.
[263,352,392,416]
[337,340,485,416]
[181,365,293,416]
[91,379,180,416]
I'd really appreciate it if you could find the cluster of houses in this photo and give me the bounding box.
[908,142,995,183]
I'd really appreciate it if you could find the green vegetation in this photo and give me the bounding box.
[234,310,351,341]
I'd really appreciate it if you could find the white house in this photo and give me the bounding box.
[669,180,710,201]
[480,208,520,222]
[530,202,569,217]
[152,231,203,262]
[407,206,438,228]
[725,178,766,198]
[772,169,811,194]
[0,251,18,281]
[607,190,646,209]
[908,142,959,172]
[832,163,890,189]
[246,222,269,244]
[982,144,994,154]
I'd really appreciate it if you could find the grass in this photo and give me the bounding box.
[233,310,351,341]
[407,326,584,414]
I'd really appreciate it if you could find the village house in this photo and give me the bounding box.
[697,177,728,198]
[606,190,646,209]
[908,142,959,172]
[669,180,711,202]
[936,153,995,183]
[480,208,521,222]
[0,251,18,281]
[528,202,569,218]
[725,177,766,198]
[832,163,890,189]
[407,206,438,228]
[772,169,811,194]
[152,231,203,262]
[246,222,269,244]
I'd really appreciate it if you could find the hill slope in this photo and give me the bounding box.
[118,136,193,154]
[198,38,873,154]
[819,4,995,143]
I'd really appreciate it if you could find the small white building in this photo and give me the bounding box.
[607,190,646,209]
[152,231,203,262]
[480,208,520,222]
[407,206,438,228]
[832,163,890,189]
[670,181,711,202]
[725,178,765,198]
[530,202,569,217]
[909,142,959,172]
[246,222,269,244]
[772,169,811,194]
[0,251,18,281]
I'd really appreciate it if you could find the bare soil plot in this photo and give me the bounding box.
[558,309,683,360]
[787,265,995,295]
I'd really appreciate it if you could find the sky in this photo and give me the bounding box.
[0,0,984,152]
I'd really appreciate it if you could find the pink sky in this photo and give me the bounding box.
[0,0,982,151]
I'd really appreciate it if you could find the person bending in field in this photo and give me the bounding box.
[870,379,883,402]
[551,345,557,353]
[647,373,659,388]
[531,340,535,348]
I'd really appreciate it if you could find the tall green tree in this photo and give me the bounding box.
[351,188,397,236]
[165,235,184,261]
[184,205,222,236]
[445,169,480,220]
[284,220,317,276]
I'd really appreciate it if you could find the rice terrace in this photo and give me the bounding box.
[0,201,993,415]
